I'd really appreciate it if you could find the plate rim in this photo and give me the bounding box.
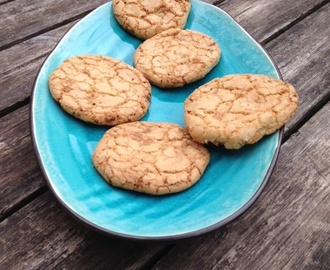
[30,0,284,241]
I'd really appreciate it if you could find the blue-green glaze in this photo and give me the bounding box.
[31,0,281,240]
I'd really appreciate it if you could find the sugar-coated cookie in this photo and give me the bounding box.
[48,55,151,126]
[184,74,299,149]
[112,0,191,40]
[92,122,210,195]
[134,28,221,88]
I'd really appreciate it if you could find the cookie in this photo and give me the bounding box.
[184,74,299,149]
[134,28,221,88]
[112,0,191,40]
[48,55,151,126]
[92,122,210,195]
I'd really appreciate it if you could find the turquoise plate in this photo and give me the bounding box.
[31,0,282,240]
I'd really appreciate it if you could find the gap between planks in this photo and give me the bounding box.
[283,95,330,143]
[0,0,13,7]
[261,0,330,46]
[0,9,93,52]
[0,186,48,223]
[0,97,30,119]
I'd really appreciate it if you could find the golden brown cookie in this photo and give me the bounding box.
[112,0,191,40]
[184,74,299,149]
[134,28,221,88]
[48,55,151,126]
[92,122,210,195]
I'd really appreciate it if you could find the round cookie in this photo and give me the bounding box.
[48,55,151,126]
[134,28,221,88]
[184,74,299,149]
[112,0,191,40]
[92,122,210,195]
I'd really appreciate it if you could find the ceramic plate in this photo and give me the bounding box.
[31,0,282,240]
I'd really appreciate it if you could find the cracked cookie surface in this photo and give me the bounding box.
[184,74,299,149]
[134,28,221,88]
[48,55,151,126]
[112,0,191,40]
[92,122,210,195]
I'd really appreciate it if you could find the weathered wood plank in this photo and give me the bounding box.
[0,105,44,220]
[0,22,76,115]
[0,0,108,49]
[264,3,330,133]
[219,0,327,43]
[0,192,171,270]
[1,22,74,75]
[151,104,330,270]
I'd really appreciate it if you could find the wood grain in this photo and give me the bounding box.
[0,105,44,220]
[0,192,171,270]
[0,0,108,49]
[151,104,330,270]
[219,0,327,43]
[1,23,74,75]
[0,0,12,5]
[265,3,330,134]
[0,22,75,115]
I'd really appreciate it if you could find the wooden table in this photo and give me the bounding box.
[1,0,329,269]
